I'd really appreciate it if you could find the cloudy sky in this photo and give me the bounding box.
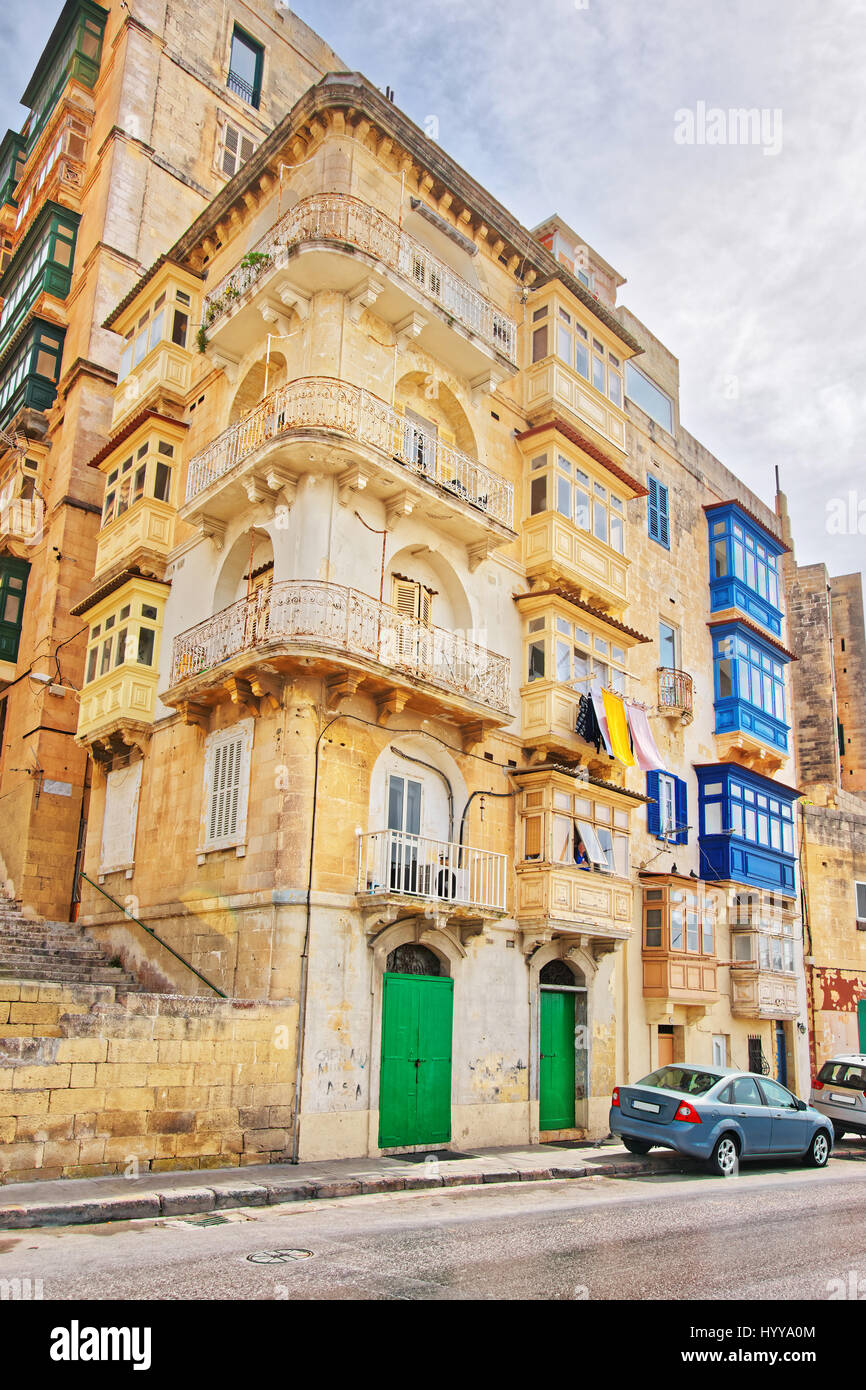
[2,0,864,594]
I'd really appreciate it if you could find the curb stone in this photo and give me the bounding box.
[0,1157,695,1231]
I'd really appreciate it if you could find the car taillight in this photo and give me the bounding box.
[612,1088,620,1107]
[674,1101,702,1124]
[812,1079,824,1091]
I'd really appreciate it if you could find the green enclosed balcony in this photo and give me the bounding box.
[0,203,79,354]
[21,0,107,153]
[0,319,65,429]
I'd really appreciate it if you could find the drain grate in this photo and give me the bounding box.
[247,1249,315,1264]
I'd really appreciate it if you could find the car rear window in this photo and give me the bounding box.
[638,1067,723,1097]
[818,1061,866,1090]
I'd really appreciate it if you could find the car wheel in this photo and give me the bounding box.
[707,1132,739,1177]
[832,1123,847,1143]
[803,1129,831,1168]
[622,1138,653,1155]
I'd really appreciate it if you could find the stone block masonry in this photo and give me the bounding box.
[0,986,296,1183]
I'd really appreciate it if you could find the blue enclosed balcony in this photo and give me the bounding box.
[709,619,791,768]
[705,501,786,638]
[695,764,799,895]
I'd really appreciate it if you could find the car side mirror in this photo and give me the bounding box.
[795,1098,807,1111]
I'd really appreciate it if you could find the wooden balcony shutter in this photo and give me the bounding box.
[392,577,433,627]
[524,814,542,859]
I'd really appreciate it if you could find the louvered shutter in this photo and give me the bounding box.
[221,124,239,176]
[393,578,419,620]
[208,734,243,844]
[647,476,659,540]
[647,770,661,836]
[657,481,670,547]
[857,882,866,921]
[419,586,432,627]
[675,775,689,845]
[524,815,542,859]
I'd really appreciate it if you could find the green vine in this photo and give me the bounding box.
[196,324,208,354]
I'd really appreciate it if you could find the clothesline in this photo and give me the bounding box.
[575,685,666,772]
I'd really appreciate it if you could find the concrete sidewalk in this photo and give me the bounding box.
[0,1140,693,1230]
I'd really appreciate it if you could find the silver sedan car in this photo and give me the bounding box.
[810,1055,866,1141]
[610,1064,833,1176]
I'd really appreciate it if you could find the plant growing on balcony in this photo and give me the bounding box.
[196,324,208,354]
[239,250,271,270]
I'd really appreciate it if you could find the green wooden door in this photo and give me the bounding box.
[539,989,576,1130]
[379,973,453,1148]
[859,999,866,1053]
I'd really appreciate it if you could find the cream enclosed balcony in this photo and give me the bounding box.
[641,875,719,1014]
[181,375,515,549]
[523,512,629,612]
[730,967,799,1020]
[166,579,511,738]
[524,356,629,459]
[201,193,517,383]
[357,829,507,916]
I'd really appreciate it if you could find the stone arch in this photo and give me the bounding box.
[394,370,477,457]
[529,940,596,1139]
[367,733,468,845]
[228,351,288,425]
[212,525,274,611]
[385,543,473,634]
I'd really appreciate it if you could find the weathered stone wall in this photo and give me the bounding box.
[0,984,295,1182]
[831,574,866,794]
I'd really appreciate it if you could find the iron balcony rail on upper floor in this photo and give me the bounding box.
[658,666,694,718]
[357,828,507,913]
[169,578,511,716]
[202,193,518,364]
[183,375,514,529]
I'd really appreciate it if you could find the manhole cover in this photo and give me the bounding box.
[246,1249,315,1264]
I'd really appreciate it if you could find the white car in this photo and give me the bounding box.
[810,1055,866,1141]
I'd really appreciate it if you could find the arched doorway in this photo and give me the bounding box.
[379,940,453,1149]
[539,958,587,1131]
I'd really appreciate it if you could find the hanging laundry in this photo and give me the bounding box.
[589,683,614,757]
[575,693,602,753]
[625,702,666,772]
[602,687,636,767]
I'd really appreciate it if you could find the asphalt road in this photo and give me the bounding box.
[5,1156,866,1301]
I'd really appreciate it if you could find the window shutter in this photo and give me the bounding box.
[647,476,659,541]
[857,883,866,921]
[658,481,670,547]
[647,771,661,836]
[524,815,542,859]
[675,775,689,845]
[392,578,419,620]
[419,586,432,627]
[219,121,257,177]
[208,734,242,844]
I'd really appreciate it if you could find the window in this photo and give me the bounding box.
[0,207,80,351]
[712,628,787,726]
[758,1077,797,1109]
[527,451,624,553]
[217,119,257,178]
[0,556,30,662]
[707,505,784,622]
[857,882,866,923]
[118,291,192,382]
[552,308,624,407]
[101,438,175,522]
[227,26,264,108]
[392,576,433,626]
[659,620,679,670]
[521,784,629,876]
[524,611,628,694]
[99,762,142,875]
[201,719,254,852]
[22,4,106,153]
[0,319,65,427]
[625,363,674,432]
[647,473,670,548]
[646,770,688,845]
[83,596,161,684]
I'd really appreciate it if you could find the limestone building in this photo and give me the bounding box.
[779,496,866,1072]
[67,67,812,1168]
[0,0,344,920]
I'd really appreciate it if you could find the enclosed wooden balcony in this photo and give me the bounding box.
[181,375,515,551]
[523,356,629,460]
[200,193,517,384]
[165,579,511,740]
[730,967,799,1020]
[523,511,629,612]
[641,875,719,1014]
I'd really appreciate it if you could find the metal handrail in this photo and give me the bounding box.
[79,871,227,998]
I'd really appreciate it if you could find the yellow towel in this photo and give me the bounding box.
[602,688,635,766]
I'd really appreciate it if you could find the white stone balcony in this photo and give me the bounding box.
[357,828,507,914]
[181,375,515,548]
[166,579,511,732]
[200,192,517,381]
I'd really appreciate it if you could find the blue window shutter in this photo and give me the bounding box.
[647,771,660,836]
[647,475,659,541]
[657,482,670,548]
[675,775,688,845]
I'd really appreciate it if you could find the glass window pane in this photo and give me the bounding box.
[530,474,547,515]
[592,355,605,393]
[594,499,607,542]
[137,627,155,666]
[154,462,172,502]
[528,640,545,681]
[556,641,571,682]
[574,486,590,529]
[575,342,589,378]
[557,474,571,517]
[704,801,722,834]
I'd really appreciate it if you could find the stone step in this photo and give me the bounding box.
[0,896,148,992]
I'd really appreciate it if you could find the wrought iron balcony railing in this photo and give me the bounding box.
[183,375,514,527]
[357,828,507,912]
[658,666,694,718]
[169,579,511,715]
[202,192,517,363]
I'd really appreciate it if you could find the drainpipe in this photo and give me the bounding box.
[391,747,454,841]
[458,788,516,864]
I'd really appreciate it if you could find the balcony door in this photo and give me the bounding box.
[244,561,273,646]
[388,773,422,894]
[392,576,434,673]
[402,408,438,479]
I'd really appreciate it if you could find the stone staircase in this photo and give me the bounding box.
[0,894,145,991]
